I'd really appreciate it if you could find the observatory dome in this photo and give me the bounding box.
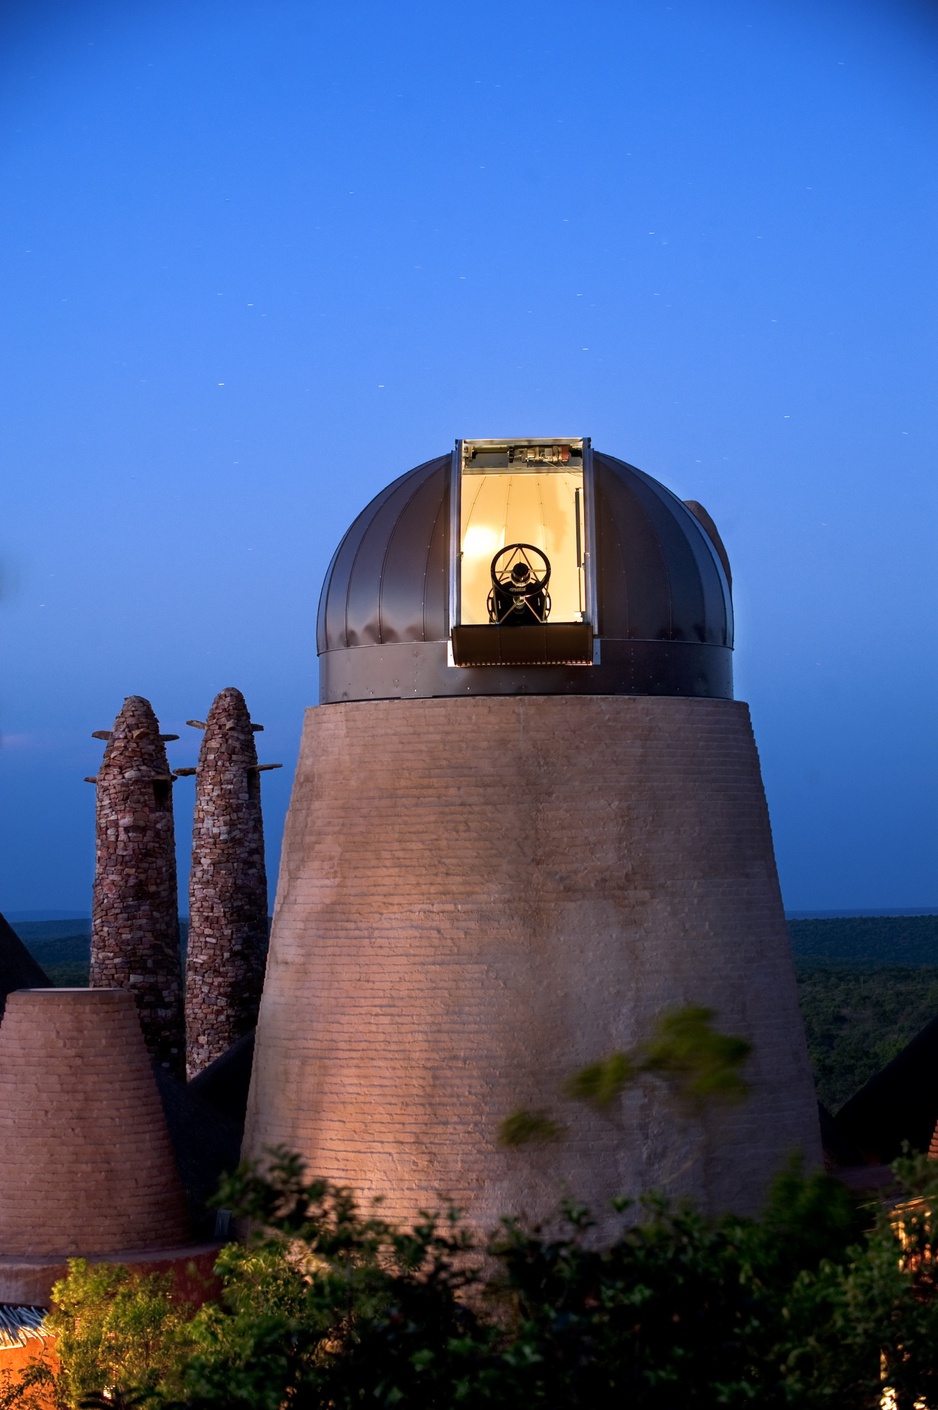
[317,441,733,702]
[248,437,822,1231]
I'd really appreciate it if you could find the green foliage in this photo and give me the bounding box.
[15,920,196,989]
[80,1393,150,1409]
[0,1349,59,1410]
[46,1260,197,1408]
[562,1050,636,1108]
[43,961,93,986]
[157,1149,489,1410]
[497,1109,566,1146]
[505,1006,752,1147]
[638,1005,751,1106]
[44,1148,938,1410]
[482,1161,874,1410]
[786,916,938,1114]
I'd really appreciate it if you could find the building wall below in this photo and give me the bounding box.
[0,1243,222,1308]
[245,695,821,1232]
[0,1335,59,1409]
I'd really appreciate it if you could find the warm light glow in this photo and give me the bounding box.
[462,524,502,559]
[459,469,585,624]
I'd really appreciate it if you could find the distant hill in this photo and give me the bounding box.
[785,917,938,1109]
[12,919,91,943]
[15,914,937,955]
[3,910,92,922]
[10,918,190,987]
[9,913,938,1110]
[789,915,938,967]
[10,913,938,984]
[7,931,88,987]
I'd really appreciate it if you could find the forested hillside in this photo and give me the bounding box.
[796,964,938,1110]
[11,915,938,1112]
[788,915,938,967]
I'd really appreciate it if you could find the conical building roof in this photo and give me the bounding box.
[0,913,50,1018]
[835,1012,938,1164]
[0,989,188,1258]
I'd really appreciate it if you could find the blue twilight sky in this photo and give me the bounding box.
[1,0,936,915]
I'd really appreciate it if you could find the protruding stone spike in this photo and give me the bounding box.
[185,688,269,1079]
[91,731,112,741]
[84,776,99,784]
[250,723,264,731]
[173,767,197,777]
[249,763,282,772]
[159,734,180,742]
[186,720,207,730]
[90,695,184,1075]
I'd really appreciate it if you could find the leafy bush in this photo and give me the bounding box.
[0,1342,60,1410]
[47,1261,198,1407]
[501,1005,751,1152]
[39,1148,938,1410]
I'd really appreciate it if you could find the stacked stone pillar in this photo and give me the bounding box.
[182,688,273,1079]
[88,695,184,1073]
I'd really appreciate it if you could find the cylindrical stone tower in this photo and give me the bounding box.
[0,989,189,1302]
[182,687,272,1079]
[244,438,821,1231]
[88,695,184,1072]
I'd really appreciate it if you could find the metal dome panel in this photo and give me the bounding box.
[316,441,733,702]
[593,453,732,646]
[316,457,449,654]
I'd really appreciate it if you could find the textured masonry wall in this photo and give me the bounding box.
[89,696,184,1072]
[185,688,269,1079]
[245,695,821,1232]
[0,989,189,1261]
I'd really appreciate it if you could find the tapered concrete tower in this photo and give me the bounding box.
[181,688,274,1079]
[88,695,184,1073]
[245,439,821,1231]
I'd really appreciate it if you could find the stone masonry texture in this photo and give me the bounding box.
[90,696,184,1073]
[244,695,822,1235]
[0,989,189,1262]
[185,688,269,1079]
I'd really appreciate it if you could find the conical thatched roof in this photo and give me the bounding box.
[835,1013,938,1164]
[187,1029,255,1128]
[0,913,50,1020]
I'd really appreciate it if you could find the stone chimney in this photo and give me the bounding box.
[180,688,276,1079]
[88,695,184,1073]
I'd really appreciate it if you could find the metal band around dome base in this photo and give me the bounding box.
[319,639,733,704]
